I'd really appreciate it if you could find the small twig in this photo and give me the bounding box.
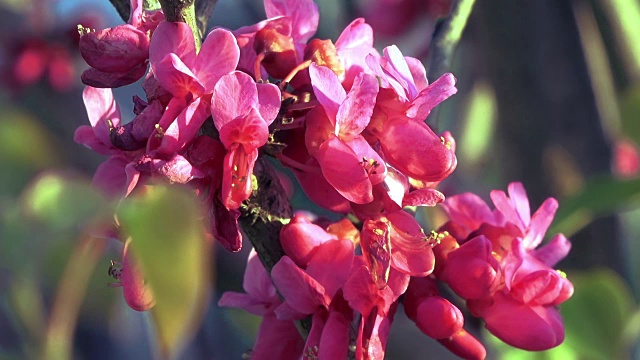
[426,0,476,128]
[195,0,218,36]
[108,0,131,22]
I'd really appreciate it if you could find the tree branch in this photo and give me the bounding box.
[195,0,218,37]
[427,0,476,127]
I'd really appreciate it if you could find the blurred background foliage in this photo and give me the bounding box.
[1,0,640,359]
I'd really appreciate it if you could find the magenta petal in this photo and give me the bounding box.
[293,168,351,213]
[343,264,378,316]
[404,56,428,92]
[153,53,203,98]
[92,155,130,198]
[194,28,240,90]
[152,154,204,183]
[317,136,373,204]
[124,163,140,197]
[149,21,196,69]
[442,192,495,231]
[379,117,456,182]
[402,188,445,207]
[387,211,435,276]
[83,86,121,145]
[81,64,147,88]
[264,0,319,43]
[243,250,277,301]
[74,125,114,155]
[525,198,559,249]
[534,234,571,267]
[319,306,352,360]
[218,107,269,151]
[383,45,416,98]
[256,82,282,125]
[306,239,355,299]
[335,18,374,50]
[221,144,258,210]
[212,71,259,130]
[251,314,304,360]
[406,73,457,120]
[309,63,346,125]
[218,292,273,316]
[271,256,330,314]
[344,135,386,185]
[157,96,209,155]
[280,215,338,268]
[366,54,405,100]
[211,195,243,251]
[479,293,565,351]
[508,182,531,225]
[336,72,378,139]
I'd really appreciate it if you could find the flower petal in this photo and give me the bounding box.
[212,71,259,130]
[194,28,240,90]
[271,256,330,314]
[336,72,378,139]
[309,63,346,125]
[316,136,373,204]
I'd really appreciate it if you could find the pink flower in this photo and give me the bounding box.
[79,0,164,88]
[439,182,574,351]
[305,63,382,204]
[211,70,281,209]
[363,46,457,182]
[219,251,304,359]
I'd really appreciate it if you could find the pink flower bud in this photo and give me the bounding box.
[437,329,487,360]
[413,296,464,339]
[79,25,149,73]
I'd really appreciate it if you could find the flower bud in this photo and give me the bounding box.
[414,296,464,339]
[79,24,149,73]
[304,39,344,78]
[253,28,297,79]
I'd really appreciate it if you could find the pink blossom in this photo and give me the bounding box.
[210,70,281,209]
[305,63,382,204]
[438,182,574,351]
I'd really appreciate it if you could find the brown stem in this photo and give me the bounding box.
[238,158,312,337]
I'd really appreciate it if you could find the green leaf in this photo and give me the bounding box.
[561,269,635,360]
[20,173,107,232]
[0,109,61,195]
[486,330,577,360]
[550,176,640,237]
[620,86,640,145]
[117,185,211,359]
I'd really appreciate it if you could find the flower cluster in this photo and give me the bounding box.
[76,0,573,358]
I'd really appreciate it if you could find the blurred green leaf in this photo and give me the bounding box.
[561,269,635,360]
[600,0,640,80]
[459,81,497,165]
[20,173,107,232]
[620,86,640,145]
[117,185,211,359]
[550,176,640,237]
[0,109,61,195]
